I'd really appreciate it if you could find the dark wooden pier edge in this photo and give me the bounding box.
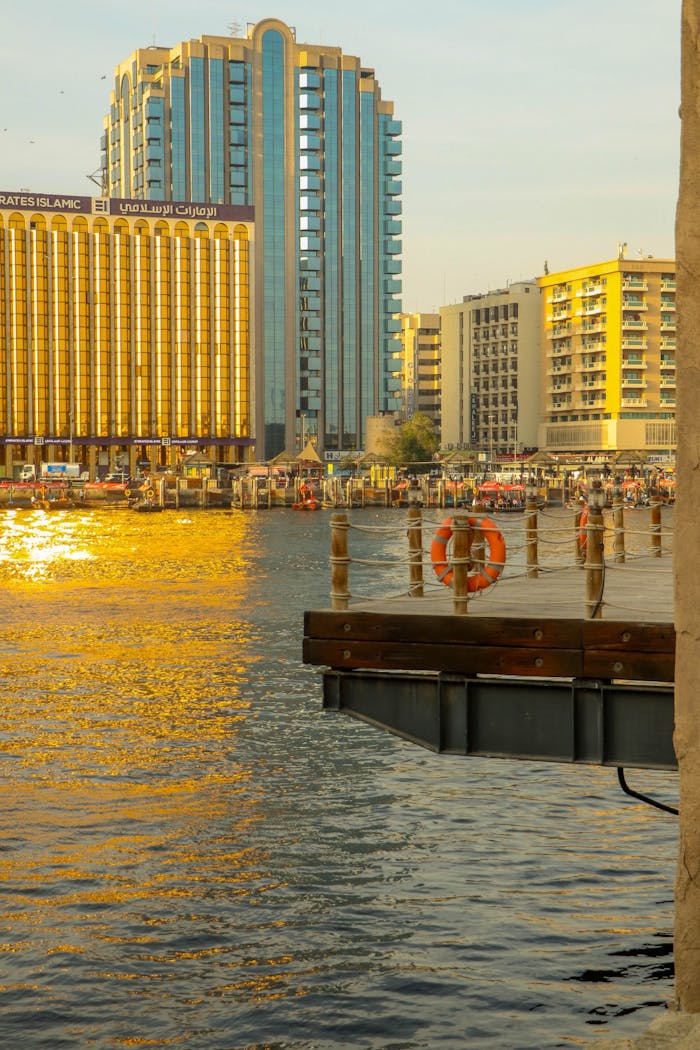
[303,611,676,771]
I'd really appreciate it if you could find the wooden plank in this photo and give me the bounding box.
[303,638,584,678]
[583,649,675,683]
[582,620,676,653]
[304,610,584,649]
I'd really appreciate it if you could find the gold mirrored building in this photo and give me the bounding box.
[0,190,254,478]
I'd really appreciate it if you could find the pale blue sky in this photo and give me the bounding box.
[0,0,680,311]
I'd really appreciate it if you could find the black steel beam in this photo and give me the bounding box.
[322,670,676,771]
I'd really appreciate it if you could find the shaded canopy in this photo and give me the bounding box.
[297,440,323,464]
[180,451,214,475]
[355,450,391,467]
[440,449,477,467]
[611,450,648,466]
[525,451,560,467]
[268,448,298,466]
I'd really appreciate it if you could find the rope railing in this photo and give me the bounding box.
[329,487,673,616]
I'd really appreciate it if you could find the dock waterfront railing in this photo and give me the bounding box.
[329,484,672,619]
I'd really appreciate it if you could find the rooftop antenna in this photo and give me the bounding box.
[86,168,104,191]
[617,241,628,259]
[228,20,242,36]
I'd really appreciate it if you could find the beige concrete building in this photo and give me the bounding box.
[399,313,441,432]
[440,281,541,463]
[538,256,677,458]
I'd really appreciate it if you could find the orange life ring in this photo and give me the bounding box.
[577,506,589,553]
[430,515,506,592]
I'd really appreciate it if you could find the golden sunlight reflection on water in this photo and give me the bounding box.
[0,508,263,780]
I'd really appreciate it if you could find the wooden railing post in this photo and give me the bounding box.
[650,493,662,558]
[585,480,605,619]
[612,478,625,563]
[575,504,586,566]
[407,505,424,597]
[451,514,472,615]
[525,481,539,578]
[330,512,350,610]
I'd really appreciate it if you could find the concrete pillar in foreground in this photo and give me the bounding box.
[674,0,700,1013]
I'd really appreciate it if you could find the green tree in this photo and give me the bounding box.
[380,413,439,470]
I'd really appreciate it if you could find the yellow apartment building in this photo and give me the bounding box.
[538,256,676,459]
[0,190,254,478]
[399,313,441,433]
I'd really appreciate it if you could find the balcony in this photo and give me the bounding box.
[621,397,648,407]
[581,321,607,334]
[622,320,648,332]
[660,376,677,387]
[622,299,648,311]
[548,290,568,304]
[575,380,607,392]
[621,377,647,388]
[578,283,603,298]
[622,357,647,368]
[299,92,320,109]
[581,340,606,352]
[661,278,676,291]
[622,278,648,291]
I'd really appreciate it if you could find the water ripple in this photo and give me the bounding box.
[0,507,676,1049]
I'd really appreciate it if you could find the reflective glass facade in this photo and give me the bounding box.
[261,29,287,456]
[102,19,402,459]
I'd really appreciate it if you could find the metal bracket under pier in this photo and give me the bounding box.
[322,670,676,771]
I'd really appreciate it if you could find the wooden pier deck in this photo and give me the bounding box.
[303,554,676,770]
[305,555,674,682]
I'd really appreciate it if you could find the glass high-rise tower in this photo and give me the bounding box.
[101,18,403,460]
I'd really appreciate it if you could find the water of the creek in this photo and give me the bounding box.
[0,504,677,1049]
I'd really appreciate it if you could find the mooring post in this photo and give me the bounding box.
[330,512,350,611]
[585,480,605,619]
[407,505,424,598]
[612,477,625,563]
[451,514,472,615]
[525,479,539,579]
